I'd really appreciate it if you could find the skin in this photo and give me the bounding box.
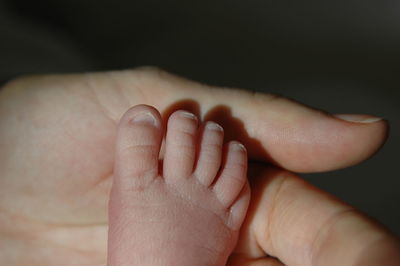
[108,106,250,265]
[0,67,398,265]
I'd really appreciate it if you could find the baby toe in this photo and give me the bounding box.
[193,121,224,186]
[163,110,199,183]
[213,141,248,207]
[114,105,163,189]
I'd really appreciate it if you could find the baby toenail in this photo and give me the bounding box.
[131,112,158,126]
[179,111,198,120]
[206,122,223,131]
[232,142,246,151]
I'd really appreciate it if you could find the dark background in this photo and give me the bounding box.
[1,0,399,234]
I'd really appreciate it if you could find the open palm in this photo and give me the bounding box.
[0,68,393,266]
[0,73,131,265]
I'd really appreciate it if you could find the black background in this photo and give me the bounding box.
[0,0,399,234]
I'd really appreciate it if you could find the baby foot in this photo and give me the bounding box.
[107,105,250,266]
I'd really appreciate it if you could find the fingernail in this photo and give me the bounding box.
[333,114,383,123]
[131,112,158,126]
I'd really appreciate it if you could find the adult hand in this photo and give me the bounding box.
[0,67,391,265]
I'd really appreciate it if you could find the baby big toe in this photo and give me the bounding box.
[114,105,163,189]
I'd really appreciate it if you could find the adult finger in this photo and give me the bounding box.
[236,163,400,266]
[6,68,389,173]
[109,67,389,173]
